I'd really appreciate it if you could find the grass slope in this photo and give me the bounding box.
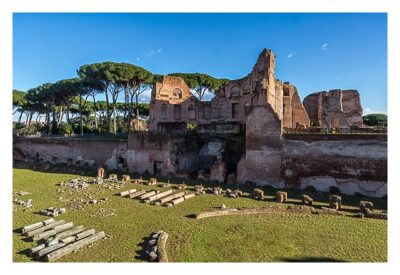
[13,167,387,262]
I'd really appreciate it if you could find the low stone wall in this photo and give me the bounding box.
[283,133,387,142]
[282,139,387,198]
[14,134,387,198]
[195,205,342,220]
[14,137,127,168]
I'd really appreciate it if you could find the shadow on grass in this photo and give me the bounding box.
[13,228,34,242]
[134,235,153,261]
[16,248,32,259]
[13,160,98,178]
[185,214,197,219]
[279,256,347,262]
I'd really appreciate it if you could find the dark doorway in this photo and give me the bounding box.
[153,161,163,176]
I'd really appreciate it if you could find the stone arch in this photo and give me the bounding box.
[188,104,196,120]
[173,88,183,99]
[231,86,240,97]
[243,84,251,94]
[244,101,251,114]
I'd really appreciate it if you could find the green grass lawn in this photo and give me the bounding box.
[13,164,387,262]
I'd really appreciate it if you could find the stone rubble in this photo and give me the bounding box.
[39,207,67,217]
[226,189,243,198]
[15,191,31,196]
[56,177,91,189]
[13,198,33,208]
[142,230,168,262]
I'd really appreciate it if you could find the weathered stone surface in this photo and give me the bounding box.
[303,89,363,129]
[148,49,304,135]
[329,195,342,210]
[282,139,387,197]
[359,200,374,214]
[13,48,386,199]
[237,105,283,187]
[252,188,264,200]
[282,82,310,129]
[14,138,126,168]
[302,194,313,206]
[275,191,288,203]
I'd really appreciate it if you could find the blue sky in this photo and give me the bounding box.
[13,13,387,114]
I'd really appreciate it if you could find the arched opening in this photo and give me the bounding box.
[173,88,183,99]
[243,84,251,94]
[188,104,196,120]
[244,102,251,114]
[231,86,240,97]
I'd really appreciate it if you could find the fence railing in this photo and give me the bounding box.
[15,132,129,139]
[283,126,387,134]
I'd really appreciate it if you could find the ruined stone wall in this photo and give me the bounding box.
[126,132,201,177]
[303,89,363,129]
[290,87,310,128]
[148,49,300,133]
[274,80,284,121]
[342,90,363,126]
[14,134,387,198]
[148,76,199,131]
[236,105,283,187]
[13,138,127,168]
[282,139,387,197]
[282,83,310,128]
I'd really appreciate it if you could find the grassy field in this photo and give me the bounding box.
[13,164,387,262]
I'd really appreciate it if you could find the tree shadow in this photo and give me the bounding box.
[279,256,347,262]
[13,160,97,177]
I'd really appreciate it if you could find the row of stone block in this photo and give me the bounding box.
[18,218,105,262]
[144,231,169,262]
[120,187,196,207]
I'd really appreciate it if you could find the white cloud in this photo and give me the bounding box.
[136,57,140,62]
[321,42,328,50]
[364,107,387,115]
[139,89,152,103]
[143,48,163,57]
[287,53,294,59]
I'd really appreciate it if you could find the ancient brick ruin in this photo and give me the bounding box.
[149,49,310,134]
[13,48,388,198]
[303,89,363,129]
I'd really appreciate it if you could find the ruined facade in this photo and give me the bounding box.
[14,48,387,198]
[145,49,310,186]
[148,49,310,134]
[282,83,311,129]
[303,89,363,129]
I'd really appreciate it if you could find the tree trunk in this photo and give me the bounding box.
[51,107,57,134]
[57,106,63,126]
[66,111,70,124]
[135,93,140,131]
[18,111,24,123]
[79,96,83,136]
[45,106,50,133]
[28,112,34,126]
[113,103,117,134]
[104,88,112,133]
[92,95,98,131]
[25,113,30,125]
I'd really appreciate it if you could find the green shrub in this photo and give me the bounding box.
[363,114,387,126]
[58,123,74,134]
